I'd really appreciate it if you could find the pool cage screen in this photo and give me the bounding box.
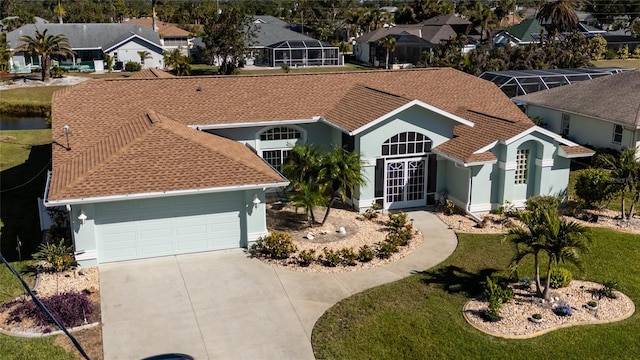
[263,40,341,67]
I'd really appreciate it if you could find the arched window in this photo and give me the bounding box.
[259,127,301,141]
[381,132,432,156]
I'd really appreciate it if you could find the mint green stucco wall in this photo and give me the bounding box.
[440,160,469,208]
[354,105,459,208]
[526,105,635,151]
[70,190,266,266]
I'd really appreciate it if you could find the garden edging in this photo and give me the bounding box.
[0,321,100,338]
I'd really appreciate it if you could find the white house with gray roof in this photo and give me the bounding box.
[514,71,640,152]
[7,23,164,72]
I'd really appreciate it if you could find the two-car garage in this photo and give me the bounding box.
[93,192,244,263]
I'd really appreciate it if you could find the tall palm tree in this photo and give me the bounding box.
[317,147,367,224]
[378,35,396,69]
[138,50,151,66]
[54,0,65,24]
[536,0,582,36]
[13,29,74,82]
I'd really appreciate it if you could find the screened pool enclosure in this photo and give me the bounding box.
[479,68,631,98]
[261,40,342,67]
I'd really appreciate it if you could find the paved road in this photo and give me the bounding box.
[99,210,457,359]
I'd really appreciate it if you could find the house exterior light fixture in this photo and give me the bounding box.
[252,194,261,208]
[78,210,87,225]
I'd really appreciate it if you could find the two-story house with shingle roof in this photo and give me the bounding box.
[46,68,593,266]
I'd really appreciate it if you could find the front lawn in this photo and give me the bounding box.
[592,59,640,70]
[312,228,640,359]
[0,86,66,116]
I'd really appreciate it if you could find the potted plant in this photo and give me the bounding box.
[530,313,543,323]
[585,300,598,310]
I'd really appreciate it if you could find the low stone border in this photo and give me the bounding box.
[0,321,100,338]
[462,286,635,339]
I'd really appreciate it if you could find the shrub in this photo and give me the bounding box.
[439,199,464,215]
[252,231,297,259]
[358,245,375,262]
[532,313,542,320]
[525,195,559,214]
[617,44,629,59]
[376,240,398,259]
[574,168,613,208]
[482,276,514,322]
[33,239,75,272]
[7,291,93,328]
[125,61,142,72]
[604,48,617,59]
[363,208,378,220]
[600,280,619,299]
[549,267,573,289]
[587,300,598,308]
[632,46,640,59]
[296,249,316,267]
[386,211,408,232]
[319,248,341,267]
[339,248,358,266]
[554,302,573,316]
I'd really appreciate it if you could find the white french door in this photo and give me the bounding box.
[384,157,426,210]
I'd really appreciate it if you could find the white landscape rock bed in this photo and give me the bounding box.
[463,280,635,338]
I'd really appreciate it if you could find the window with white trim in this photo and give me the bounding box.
[613,124,623,144]
[515,149,529,184]
[260,127,301,141]
[381,132,432,156]
[561,113,570,137]
[262,149,291,172]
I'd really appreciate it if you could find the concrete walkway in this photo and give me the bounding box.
[99,210,457,360]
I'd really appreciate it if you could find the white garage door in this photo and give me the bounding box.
[95,192,242,263]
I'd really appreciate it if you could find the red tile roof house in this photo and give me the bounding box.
[44,68,593,266]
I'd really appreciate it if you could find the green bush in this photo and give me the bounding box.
[339,248,358,266]
[439,199,464,215]
[319,248,341,267]
[605,48,617,59]
[252,231,297,259]
[525,195,559,213]
[482,276,514,322]
[376,240,399,259]
[362,208,378,220]
[33,239,75,272]
[386,225,413,247]
[600,280,619,299]
[549,267,573,289]
[358,245,375,262]
[125,61,142,72]
[386,211,408,232]
[574,168,613,208]
[296,249,316,267]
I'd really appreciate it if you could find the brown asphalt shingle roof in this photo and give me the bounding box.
[128,68,175,78]
[514,70,640,127]
[50,68,584,201]
[48,110,286,201]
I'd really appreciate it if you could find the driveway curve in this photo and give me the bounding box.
[99,210,457,359]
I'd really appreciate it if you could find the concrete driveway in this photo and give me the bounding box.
[99,211,457,360]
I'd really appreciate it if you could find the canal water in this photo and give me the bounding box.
[0,115,48,130]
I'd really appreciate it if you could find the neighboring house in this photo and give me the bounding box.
[123,17,193,56]
[192,15,342,67]
[599,31,640,52]
[479,67,632,98]
[493,17,605,46]
[513,71,640,152]
[7,23,163,71]
[355,14,480,66]
[46,68,592,266]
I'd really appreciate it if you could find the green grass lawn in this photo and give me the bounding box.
[0,86,66,116]
[0,129,52,261]
[592,59,640,69]
[312,227,640,359]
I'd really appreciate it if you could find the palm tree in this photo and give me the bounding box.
[54,0,65,24]
[163,48,181,69]
[504,209,548,297]
[536,0,583,36]
[13,29,74,82]
[282,144,324,224]
[138,50,151,66]
[104,53,113,73]
[317,147,367,224]
[540,209,590,299]
[603,147,640,221]
[378,35,396,69]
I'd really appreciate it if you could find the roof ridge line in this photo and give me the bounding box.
[466,109,517,124]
